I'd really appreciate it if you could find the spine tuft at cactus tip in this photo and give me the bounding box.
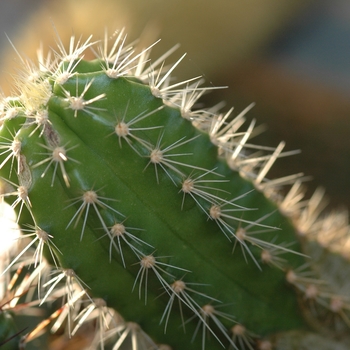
[0,28,350,350]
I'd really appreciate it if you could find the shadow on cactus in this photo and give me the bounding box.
[1,28,350,350]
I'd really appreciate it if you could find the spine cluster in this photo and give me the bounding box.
[0,29,350,350]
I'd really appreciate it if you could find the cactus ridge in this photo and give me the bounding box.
[0,28,350,350]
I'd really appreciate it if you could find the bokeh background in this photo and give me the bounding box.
[0,0,349,211]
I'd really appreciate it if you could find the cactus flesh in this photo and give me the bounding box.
[1,29,350,350]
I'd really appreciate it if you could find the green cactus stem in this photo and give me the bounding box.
[1,29,350,350]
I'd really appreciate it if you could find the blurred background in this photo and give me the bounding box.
[0,0,349,210]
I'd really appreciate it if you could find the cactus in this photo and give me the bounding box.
[1,29,350,350]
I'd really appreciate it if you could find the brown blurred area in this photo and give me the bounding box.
[208,60,350,210]
[0,0,312,88]
[1,0,349,212]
